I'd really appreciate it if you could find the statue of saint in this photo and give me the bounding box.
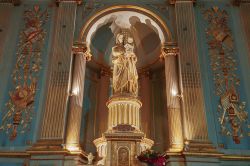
[112,31,138,96]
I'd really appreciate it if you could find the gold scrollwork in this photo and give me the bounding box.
[0,5,48,140]
[203,6,248,144]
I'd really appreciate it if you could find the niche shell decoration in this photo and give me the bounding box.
[0,5,48,140]
[203,7,248,144]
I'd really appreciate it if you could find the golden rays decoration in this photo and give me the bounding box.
[0,5,48,140]
[203,7,248,144]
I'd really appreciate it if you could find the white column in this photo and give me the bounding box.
[161,43,183,151]
[65,42,91,151]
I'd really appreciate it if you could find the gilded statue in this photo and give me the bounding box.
[112,31,138,96]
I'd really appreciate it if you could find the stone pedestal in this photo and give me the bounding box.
[94,131,153,166]
[94,95,153,166]
[107,96,142,131]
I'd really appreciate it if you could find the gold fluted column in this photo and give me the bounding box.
[161,43,183,152]
[65,42,91,152]
[39,1,77,146]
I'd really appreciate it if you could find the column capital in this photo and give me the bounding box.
[169,0,196,5]
[160,42,180,59]
[72,42,92,61]
[55,0,82,6]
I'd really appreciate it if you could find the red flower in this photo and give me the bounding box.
[137,150,166,166]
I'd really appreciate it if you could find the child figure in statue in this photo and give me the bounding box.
[124,36,138,95]
[112,31,138,96]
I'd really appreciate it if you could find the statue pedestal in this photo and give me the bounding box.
[94,130,153,166]
[106,96,142,131]
[94,96,153,166]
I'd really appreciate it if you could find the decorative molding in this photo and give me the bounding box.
[113,124,135,132]
[203,6,248,144]
[55,0,82,6]
[183,140,218,154]
[0,5,48,140]
[1,150,250,161]
[169,0,196,5]
[0,151,30,158]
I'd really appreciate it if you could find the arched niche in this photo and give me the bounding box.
[79,5,173,43]
[75,5,175,153]
[77,5,174,71]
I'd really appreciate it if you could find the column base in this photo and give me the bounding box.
[165,140,223,166]
[29,153,87,166]
[165,153,222,166]
[165,153,185,166]
[183,140,221,155]
[28,139,65,153]
[168,143,183,153]
[27,139,88,165]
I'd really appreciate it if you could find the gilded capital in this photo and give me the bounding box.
[72,42,92,61]
[160,43,179,59]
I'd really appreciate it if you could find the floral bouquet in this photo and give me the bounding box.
[137,149,166,166]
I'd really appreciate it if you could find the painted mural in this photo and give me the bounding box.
[0,5,48,141]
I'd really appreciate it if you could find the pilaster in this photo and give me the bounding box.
[38,0,77,146]
[174,1,209,144]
